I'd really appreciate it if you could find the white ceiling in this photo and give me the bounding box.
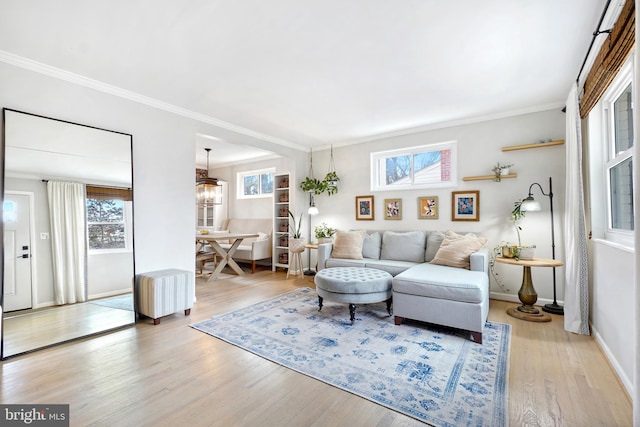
[0,1,607,167]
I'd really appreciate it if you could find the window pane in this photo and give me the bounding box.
[413,150,448,184]
[614,84,633,154]
[88,224,126,249]
[87,199,124,222]
[3,200,16,222]
[261,173,274,194]
[385,155,411,185]
[243,175,258,195]
[610,158,634,230]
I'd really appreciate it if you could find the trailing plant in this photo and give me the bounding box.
[511,199,526,246]
[492,162,514,182]
[300,177,327,195]
[288,210,303,238]
[314,222,336,239]
[324,171,340,196]
[489,242,512,293]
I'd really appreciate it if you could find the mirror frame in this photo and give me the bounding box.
[1,108,136,359]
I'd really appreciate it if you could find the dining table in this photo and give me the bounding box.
[195,232,259,281]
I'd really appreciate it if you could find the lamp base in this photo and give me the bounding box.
[304,269,316,276]
[542,303,564,315]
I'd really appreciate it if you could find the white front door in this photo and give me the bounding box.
[3,193,33,311]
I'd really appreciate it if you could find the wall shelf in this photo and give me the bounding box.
[501,140,564,152]
[462,173,517,182]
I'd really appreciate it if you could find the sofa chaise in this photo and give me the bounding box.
[316,229,489,343]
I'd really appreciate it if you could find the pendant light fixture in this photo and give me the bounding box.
[196,148,222,205]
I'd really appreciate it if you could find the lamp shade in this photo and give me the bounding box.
[520,196,541,212]
[308,205,319,215]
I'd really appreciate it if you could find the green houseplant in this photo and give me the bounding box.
[288,210,303,238]
[300,177,327,195]
[314,222,335,242]
[492,162,514,182]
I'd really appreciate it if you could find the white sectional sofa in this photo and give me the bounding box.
[316,229,490,343]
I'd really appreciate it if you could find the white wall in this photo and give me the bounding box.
[0,60,305,349]
[590,241,635,394]
[307,109,566,303]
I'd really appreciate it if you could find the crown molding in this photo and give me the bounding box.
[333,101,566,146]
[0,50,304,151]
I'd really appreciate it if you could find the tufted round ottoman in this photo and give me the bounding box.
[314,267,393,324]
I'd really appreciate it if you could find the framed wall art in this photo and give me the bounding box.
[384,198,402,220]
[451,190,480,222]
[355,195,375,220]
[417,196,438,219]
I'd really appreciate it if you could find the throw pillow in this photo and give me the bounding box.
[430,230,487,269]
[362,232,382,259]
[424,231,445,262]
[331,229,367,260]
[380,231,426,263]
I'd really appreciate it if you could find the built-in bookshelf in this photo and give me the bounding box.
[273,173,292,271]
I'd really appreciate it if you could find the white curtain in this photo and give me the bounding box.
[47,181,87,305]
[563,85,590,335]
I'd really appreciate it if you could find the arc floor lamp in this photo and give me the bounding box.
[304,193,319,276]
[520,176,563,315]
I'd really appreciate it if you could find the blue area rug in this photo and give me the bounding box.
[90,294,134,311]
[191,288,510,426]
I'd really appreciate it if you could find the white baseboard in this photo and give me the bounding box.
[591,324,634,398]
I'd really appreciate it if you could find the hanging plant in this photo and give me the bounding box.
[323,145,340,196]
[324,171,340,196]
[300,176,327,195]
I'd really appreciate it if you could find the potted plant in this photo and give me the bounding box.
[491,162,514,182]
[501,199,535,260]
[324,171,340,196]
[288,210,306,252]
[300,177,327,195]
[314,222,335,243]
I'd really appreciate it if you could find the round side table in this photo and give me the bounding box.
[495,257,563,322]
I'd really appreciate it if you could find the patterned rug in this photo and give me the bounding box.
[90,294,134,311]
[191,288,510,426]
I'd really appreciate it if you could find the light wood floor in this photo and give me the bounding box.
[3,300,134,357]
[0,270,632,426]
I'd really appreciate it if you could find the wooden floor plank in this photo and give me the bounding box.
[0,271,632,426]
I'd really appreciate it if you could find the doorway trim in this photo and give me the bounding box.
[5,190,38,310]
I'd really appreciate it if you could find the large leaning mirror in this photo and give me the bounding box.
[1,108,135,359]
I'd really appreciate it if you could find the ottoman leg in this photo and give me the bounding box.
[349,303,356,324]
[394,316,404,326]
[184,308,191,316]
[318,296,323,311]
[153,318,161,325]
[386,297,392,316]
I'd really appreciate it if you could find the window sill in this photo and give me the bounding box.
[591,238,634,253]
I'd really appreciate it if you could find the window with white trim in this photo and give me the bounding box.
[370,141,457,191]
[237,168,274,199]
[589,57,635,247]
[604,67,634,237]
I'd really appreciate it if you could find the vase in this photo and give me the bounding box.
[500,168,510,176]
[289,237,306,253]
[318,237,333,244]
